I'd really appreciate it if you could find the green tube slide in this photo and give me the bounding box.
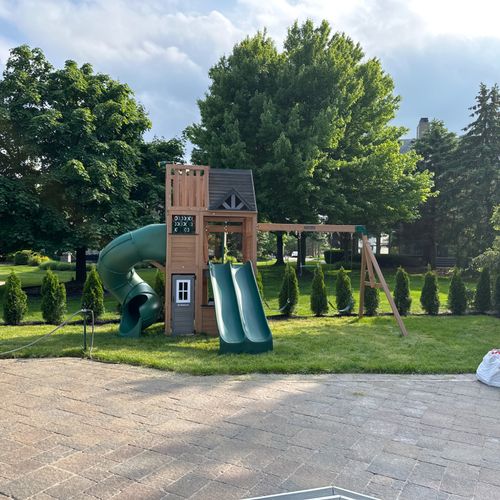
[209,262,273,354]
[97,224,166,337]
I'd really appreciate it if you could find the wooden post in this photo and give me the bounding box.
[362,235,408,337]
[358,242,367,318]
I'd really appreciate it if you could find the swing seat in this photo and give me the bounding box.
[338,297,354,315]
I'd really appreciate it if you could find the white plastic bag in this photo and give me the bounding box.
[476,349,500,387]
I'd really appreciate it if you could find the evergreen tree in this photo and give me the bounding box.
[335,267,354,314]
[420,266,440,315]
[399,120,459,266]
[453,83,500,262]
[279,264,299,316]
[81,266,105,318]
[310,264,328,316]
[2,271,28,325]
[153,269,165,320]
[364,286,380,316]
[494,274,500,315]
[394,267,412,315]
[474,267,491,313]
[448,268,467,315]
[40,269,66,324]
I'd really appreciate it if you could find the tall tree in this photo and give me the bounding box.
[454,83,500,262]
[397,120,458,266]
[0,46,151,281]
[187,21,432,262]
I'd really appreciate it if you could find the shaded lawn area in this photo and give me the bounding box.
[0,315,498,375]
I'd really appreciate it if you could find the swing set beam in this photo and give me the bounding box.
[256,223,408,337]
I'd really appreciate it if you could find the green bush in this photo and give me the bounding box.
[494,274,500,315]
[153,269,165,320]
[2,272,28,325]
[394,266,411,315]
[420,266,440,315]
[40,270,66,324]
[81,266,105,318]
[335,267,354,314]
[448,268,467,315]
[279,264,299,316]
[474,267,491,313]
[364,286,380,316]
[310,264,328,316]
[14,250,33,265]
[323,249,344,264]
[39,260,92,271]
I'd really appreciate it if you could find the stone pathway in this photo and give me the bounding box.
[1,359,500,499]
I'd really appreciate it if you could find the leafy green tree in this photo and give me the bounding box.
[82,266,105,318]
[310,264,328,316]
[279,264,299,316]
[453,84,500,263]
[494,274,500,315]
[448,268,467,315]
[40,269,66,324]
[473,205,500,273]
[420,266,440,315]
[364,286,380,316]
[474,267,491,313]
[394,267,412,315]
[2,272,28,325]
[335,267,353,314]
[153,269,165,320]
[187,21,432,263]
[0,45,152,281]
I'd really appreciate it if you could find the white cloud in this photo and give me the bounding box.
[0,0,498,145]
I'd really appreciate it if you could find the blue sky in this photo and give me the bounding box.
[0,0,499,151]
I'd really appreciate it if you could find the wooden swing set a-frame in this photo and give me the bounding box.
[256,222,408,337]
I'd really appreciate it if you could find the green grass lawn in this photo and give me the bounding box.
[0,315,498,374]
[0,261,497,374]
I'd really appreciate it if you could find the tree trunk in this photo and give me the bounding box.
[275,232,284,265]
[300,233,307,266]
[75,247,87,283]
[375,234,381,255]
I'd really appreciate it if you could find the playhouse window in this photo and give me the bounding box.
[176,280,191,304]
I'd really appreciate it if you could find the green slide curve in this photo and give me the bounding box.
[210,262,273,354]
[97,224,166,337]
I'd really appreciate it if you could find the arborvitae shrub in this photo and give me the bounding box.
[335,266,354,314]
[310,264,328,316]
[448,268,467,315]
[474,267,491,313]
[82,266,105,318]
[420,266,440,315]
[364,286,380,316]
[153,269,165,319]
[394,267,412,315]
[41,270,66,324]
[3,272,28,325]
[279,264,299,316]
[494,275,500,315]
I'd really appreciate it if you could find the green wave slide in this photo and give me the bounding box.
[97,224,166,338]
[209,262,273,354]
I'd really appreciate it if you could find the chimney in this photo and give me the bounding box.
[417,117,429,139]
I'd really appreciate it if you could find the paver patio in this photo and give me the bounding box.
[1,359,499,499]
